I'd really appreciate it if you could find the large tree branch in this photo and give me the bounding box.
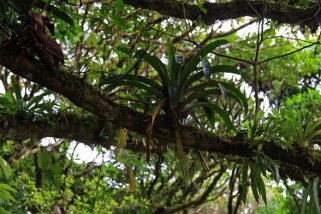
[1,44,321,177]
[0,111,151,152]
[123,0,321,29]
[0,111,108,145]
[0,111,311,185]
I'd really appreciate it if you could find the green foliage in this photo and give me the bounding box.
[107,41,248,131]
[38,151,63,187]
[266,89,321,147]
[0,76,54,114]
[0,156,15,213]
[255,187,298,214]
[301,178,321,214]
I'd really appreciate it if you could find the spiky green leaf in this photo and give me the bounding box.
[180,40,228,87]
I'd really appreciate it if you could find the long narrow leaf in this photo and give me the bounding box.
[250,165,259,203]
[30,103,53,111]
[180,40,228,86]
[272,162,280,184]
[256,169,267,205]
[181,89,221,109]
[182,80,248,114]
[11,76,23,110]
[185,80,219,95]
[196,98,216,127]
[11,76,22,101]
[118,47,169,89]
[229,163,237,191]
[167,43,180,81]
[0,94,14,106]
[304,119,321,137]
[0,156,12,178]
[26,90,51,110]
[104,80,162,97]
[183,65,248,91]
[168,85,178,107]
[100,74,163,91]
[218,83,227,99]
[304,119,321,143]
[195,102,235,131]
[301,182,313,214]
[313,177,321,214]
[134,50,169,88]
[182,87,246,115]
[219,82,248,113]
[202,105,215,128]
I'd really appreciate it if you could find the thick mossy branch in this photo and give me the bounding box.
[123,0,321,29]
[0,112,110,146]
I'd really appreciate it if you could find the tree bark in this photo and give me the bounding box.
[123,0,321,30]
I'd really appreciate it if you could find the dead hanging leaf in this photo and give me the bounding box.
[145,99,165,161]
[27,12,64,70]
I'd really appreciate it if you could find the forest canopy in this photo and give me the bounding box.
[1,0,321,213]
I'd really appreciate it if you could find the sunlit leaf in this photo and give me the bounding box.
[25,90,51,110]
[0,183,15,202]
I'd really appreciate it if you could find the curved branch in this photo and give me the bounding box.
[123,0,321,29]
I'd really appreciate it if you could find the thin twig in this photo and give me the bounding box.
[258,42,319,65]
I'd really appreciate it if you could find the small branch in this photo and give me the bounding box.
[258,42,320,65]
[212,51,253,65]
